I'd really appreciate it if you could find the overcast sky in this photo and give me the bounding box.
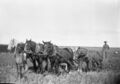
[0,0,120,47]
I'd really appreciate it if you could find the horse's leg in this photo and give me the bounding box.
[48,57,52,72]
[16,63,19,79]
[55,61,60,74]
[30,56,37,72]
[22,54,28,72]
[16,64,18,78]
[20,65,23,79]
[23,61,26,70]
[33,59,37,72]
[68,58,76,71]
[82,61,86,72]
[53,59,57,74]
[41,59,46,74]
[47,57,51,72]
[55,64,59,75]
[53,59,57,73]
[45,58,48,72]
[52,58,56,73]
[44,60,47,73]
[78,60,82,72]
[51,57,56,73]
[42,59,45,73]
[36,57,42,73]
[40,58,43,73]
[18,64,21,79]
[24,63,28,73]
[43,58,48,73]
[40,57,44,73]
[86,58,90,72]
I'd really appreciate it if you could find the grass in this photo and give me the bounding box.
[13,70,120,84]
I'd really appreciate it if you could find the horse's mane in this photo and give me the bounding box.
[25,40,37,53]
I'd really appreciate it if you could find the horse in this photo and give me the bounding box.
[42,41,75,73]
[87,51,103,71]
[24,39,47,73]
[74,47,89,72]
[8,39,28,78]
[14,42,28,79]
[74,47,103,72]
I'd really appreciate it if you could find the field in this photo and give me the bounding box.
[0,47,120,84]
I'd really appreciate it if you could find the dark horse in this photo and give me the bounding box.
[43,41,75,73]
[24,39,46,73]
[74,47,89,72]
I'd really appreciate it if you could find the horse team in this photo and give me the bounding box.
[8,39,104,79]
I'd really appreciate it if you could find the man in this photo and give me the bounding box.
[102,41,110,59]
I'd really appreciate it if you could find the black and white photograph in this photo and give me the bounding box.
[0,0,120,84]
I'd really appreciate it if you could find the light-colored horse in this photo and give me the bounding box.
[8,39,28,79]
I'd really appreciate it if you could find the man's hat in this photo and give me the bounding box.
[104,41,107,43]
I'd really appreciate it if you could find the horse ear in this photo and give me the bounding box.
[42,41,45,44]
[78,47,80,49]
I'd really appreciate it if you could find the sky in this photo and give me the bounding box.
[0,0,120,47]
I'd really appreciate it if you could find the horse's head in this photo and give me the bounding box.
[74,47,88,59]
[42,41,54,55]
[16,43,25,53]
[35,43,44,54]
[8,39,18,52]
[24,39,36,53]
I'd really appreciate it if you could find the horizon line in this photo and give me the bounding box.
[0,43,119,48]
